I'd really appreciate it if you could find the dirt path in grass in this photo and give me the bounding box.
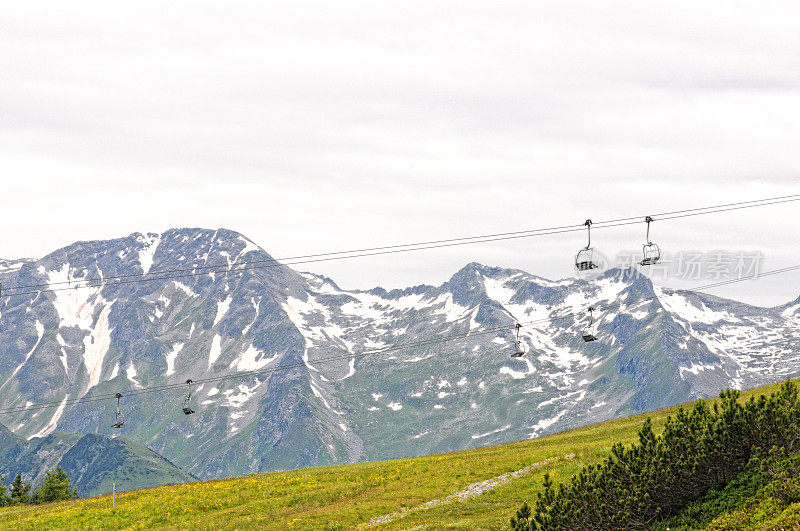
[361,453,574,528]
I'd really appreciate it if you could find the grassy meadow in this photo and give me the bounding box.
[0,380,788,530]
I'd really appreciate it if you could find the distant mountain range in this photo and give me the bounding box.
[1,228,799,483]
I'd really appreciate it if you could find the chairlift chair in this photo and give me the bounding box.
[575,219,600,271]
[511,323,525,358]
[111,393,125,428]
[582,307,598,342]
[182,379,195,415]
[640,216,661,266]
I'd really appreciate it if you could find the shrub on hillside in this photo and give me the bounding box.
[33,467,78,503]
[10,473,32,505]
[511,380,800,530]
[0,474,7,507]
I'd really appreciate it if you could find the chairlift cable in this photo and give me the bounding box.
[3,194,799,296]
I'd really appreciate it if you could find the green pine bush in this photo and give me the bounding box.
[32,467,77,504]
[512,380,800,530]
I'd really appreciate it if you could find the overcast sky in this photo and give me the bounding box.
[1,1,798,306]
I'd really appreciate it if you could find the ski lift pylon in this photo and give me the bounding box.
[512,323,525,358]
[575,219,600,271]
[640,216,661,266]
[582,307,598,343]
[111,393,125,429]
[182,379,195,415]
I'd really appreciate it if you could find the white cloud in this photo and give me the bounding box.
[0,1,798,305]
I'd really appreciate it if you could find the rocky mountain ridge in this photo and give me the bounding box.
[1,228,798,479]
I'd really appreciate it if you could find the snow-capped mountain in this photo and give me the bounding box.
[1,228,798,479]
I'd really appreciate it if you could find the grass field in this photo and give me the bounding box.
[0,380,788,530]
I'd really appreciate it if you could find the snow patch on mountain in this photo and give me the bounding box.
[165,343,184,376]
[137,233,161,274]
[235,236,261,260]
[29,395,68,439]
[282,296,330,340]
[595,277,628,302]
[11,321,45,377]
[46,264,102,330]
[340,294,391,323]
[208,334,222,368]
[224,379,262,408]
[242,297,261,335]
[483,275,517,304]
[471,425,510,440]
[656,288,739,324]
[82,300,115,392]
[310,382,341,413]
[338,358,356,380]
[563,290,593,313]
[483,275,551,323]
[56,333,69,373]
[126,363,142,388]
[282,295,356,369]
[431,293,472,323]
[538,390,586,409]
[214,296,233,327]
[528,411,567,438]
[679,363,719,379]
[627,309,650,320]
[782,302,800,318]
[231,345,278,372]
[500,366,527,379]
[404,352,436,363]
[172,281,198,297]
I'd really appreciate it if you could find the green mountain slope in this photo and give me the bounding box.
[0,429,195,498]
[58,434,196,497]
[0,430,82,487]
[0,423,23,457]
[0,380,794,530]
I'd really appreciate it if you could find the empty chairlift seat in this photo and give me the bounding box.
[111,393,125,428]
[511,323,526,357]
[575,219,601,271]
[182,379,195,415]
[640,216,661,266]
[582,307,598,343]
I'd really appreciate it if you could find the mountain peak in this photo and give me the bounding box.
[598,267,656,299]
[450,262,541,283]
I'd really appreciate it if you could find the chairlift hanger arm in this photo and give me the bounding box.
[584,219,592,249]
